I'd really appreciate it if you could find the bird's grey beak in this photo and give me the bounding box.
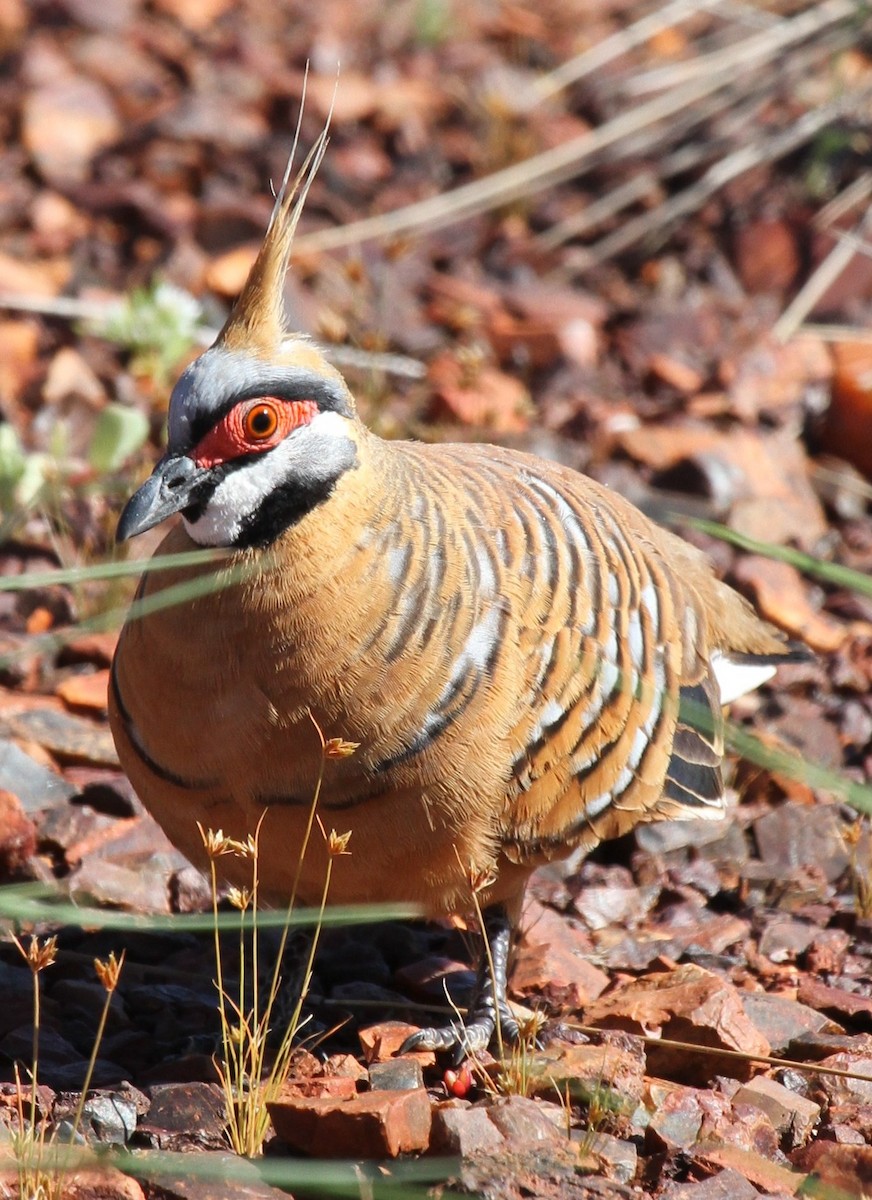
[116,455,202,542]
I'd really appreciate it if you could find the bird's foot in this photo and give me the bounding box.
[400,903,520,1063]
[400,991,520,1062]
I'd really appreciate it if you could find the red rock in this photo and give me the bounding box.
[430,1100,505,1155]
[368,1057,424,1091]
[754,804,849,885]
[734,217,799,295]
[585,964,770,1082]
[740,992,840,1057]
[152,0,234,32]
[56,670,111,714]
[0,319,39,402]
[790,1143,872,1195]
[324,1053,368,1082]
[0,789,37,876]
[485,1095,564,1144]
[43,346,105,406]
[824,341,872,478]
[797,979,872,1028]
[732,557,846,653]
[574,1129,638,1184]
[60,632,119,666]
[268,1087,432,1158]
[358,1021,436,1067]
[428,351,530,433]
[807,1050,872,1107]
[646,1082,728,1152]
[648,351,704,394]
[690,1141,805,1195]
[55,1167,146,1199]
[659,1167,762,1199]
[525,1039,646,1116]
[512,901,608,1010]
[804,928,851,976]
[732,1076,820,1148]
[614,424,827,549]
[23,78,120,184]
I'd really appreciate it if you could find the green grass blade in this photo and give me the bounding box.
[684,517,872,599]
[0,883,422,932]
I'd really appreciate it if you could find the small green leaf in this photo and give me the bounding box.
[89,404,150,474]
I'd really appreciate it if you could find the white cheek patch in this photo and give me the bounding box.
[183,411,352,547]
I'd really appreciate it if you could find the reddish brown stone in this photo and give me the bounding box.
[646,1083,728,1152]
[690,1141,805,1195]
[525,1039,646,1116]
[734,217,799,295]
[574,1130,638,1184]
[268,1087,432,1158]
[430,1100,505,1155]
[55,1168,146,1200]
[804,928,851,976]
[0,788,36,876]
[659,1168,761,1199]
[797,978,872,1028]
[732,1077,820,1148]
[324,1053,368,1082]
[485,1095,564,1144]
[741,992,841,1056]
[789,1143,872,1195]
[358,1020,436,1067]
[584,964,770,1082]
[56,669,111,714]
[277,1074,359,1102]
[512,901,609,1011]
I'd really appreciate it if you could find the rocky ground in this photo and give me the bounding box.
[1,0,872,1197]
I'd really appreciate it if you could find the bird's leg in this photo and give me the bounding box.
[267,926,316,1047]
[401,903,519,1061]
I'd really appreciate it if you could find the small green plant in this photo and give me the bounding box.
[413,0,453,45]
[0,404,149,550]
[10,934,124,1199]
[98,280,205,387]
[202,721,357,1158]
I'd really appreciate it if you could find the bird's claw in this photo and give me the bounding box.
[399,1000,521,1064]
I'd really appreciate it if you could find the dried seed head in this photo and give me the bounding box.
[517,1009,546,1043]
[14,934,57,974]
[326,829,352,857]
[844,819,864,849]
[94,950,124,993]
[234,835,258,860]
[468,864,497,895]
[198,824,238,858]
[324,737,360,760]
[227,886,252,911]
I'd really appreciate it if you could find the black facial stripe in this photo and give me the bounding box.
[186,378,353,450]
[230,441,359,550]
[179,453,264,523]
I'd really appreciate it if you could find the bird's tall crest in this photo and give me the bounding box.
[217,91,331,357]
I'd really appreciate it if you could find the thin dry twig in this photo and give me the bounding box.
[575,93,862,268]
[775,201,872,342]
[0,292,426,380]
[534,0,715,102]
[290,0,855,256]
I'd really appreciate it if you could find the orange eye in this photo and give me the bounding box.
[243,403,279,441]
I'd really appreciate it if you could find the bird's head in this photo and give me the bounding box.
[117,127,359,551]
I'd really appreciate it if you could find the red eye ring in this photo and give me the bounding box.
[243,402,279,441]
